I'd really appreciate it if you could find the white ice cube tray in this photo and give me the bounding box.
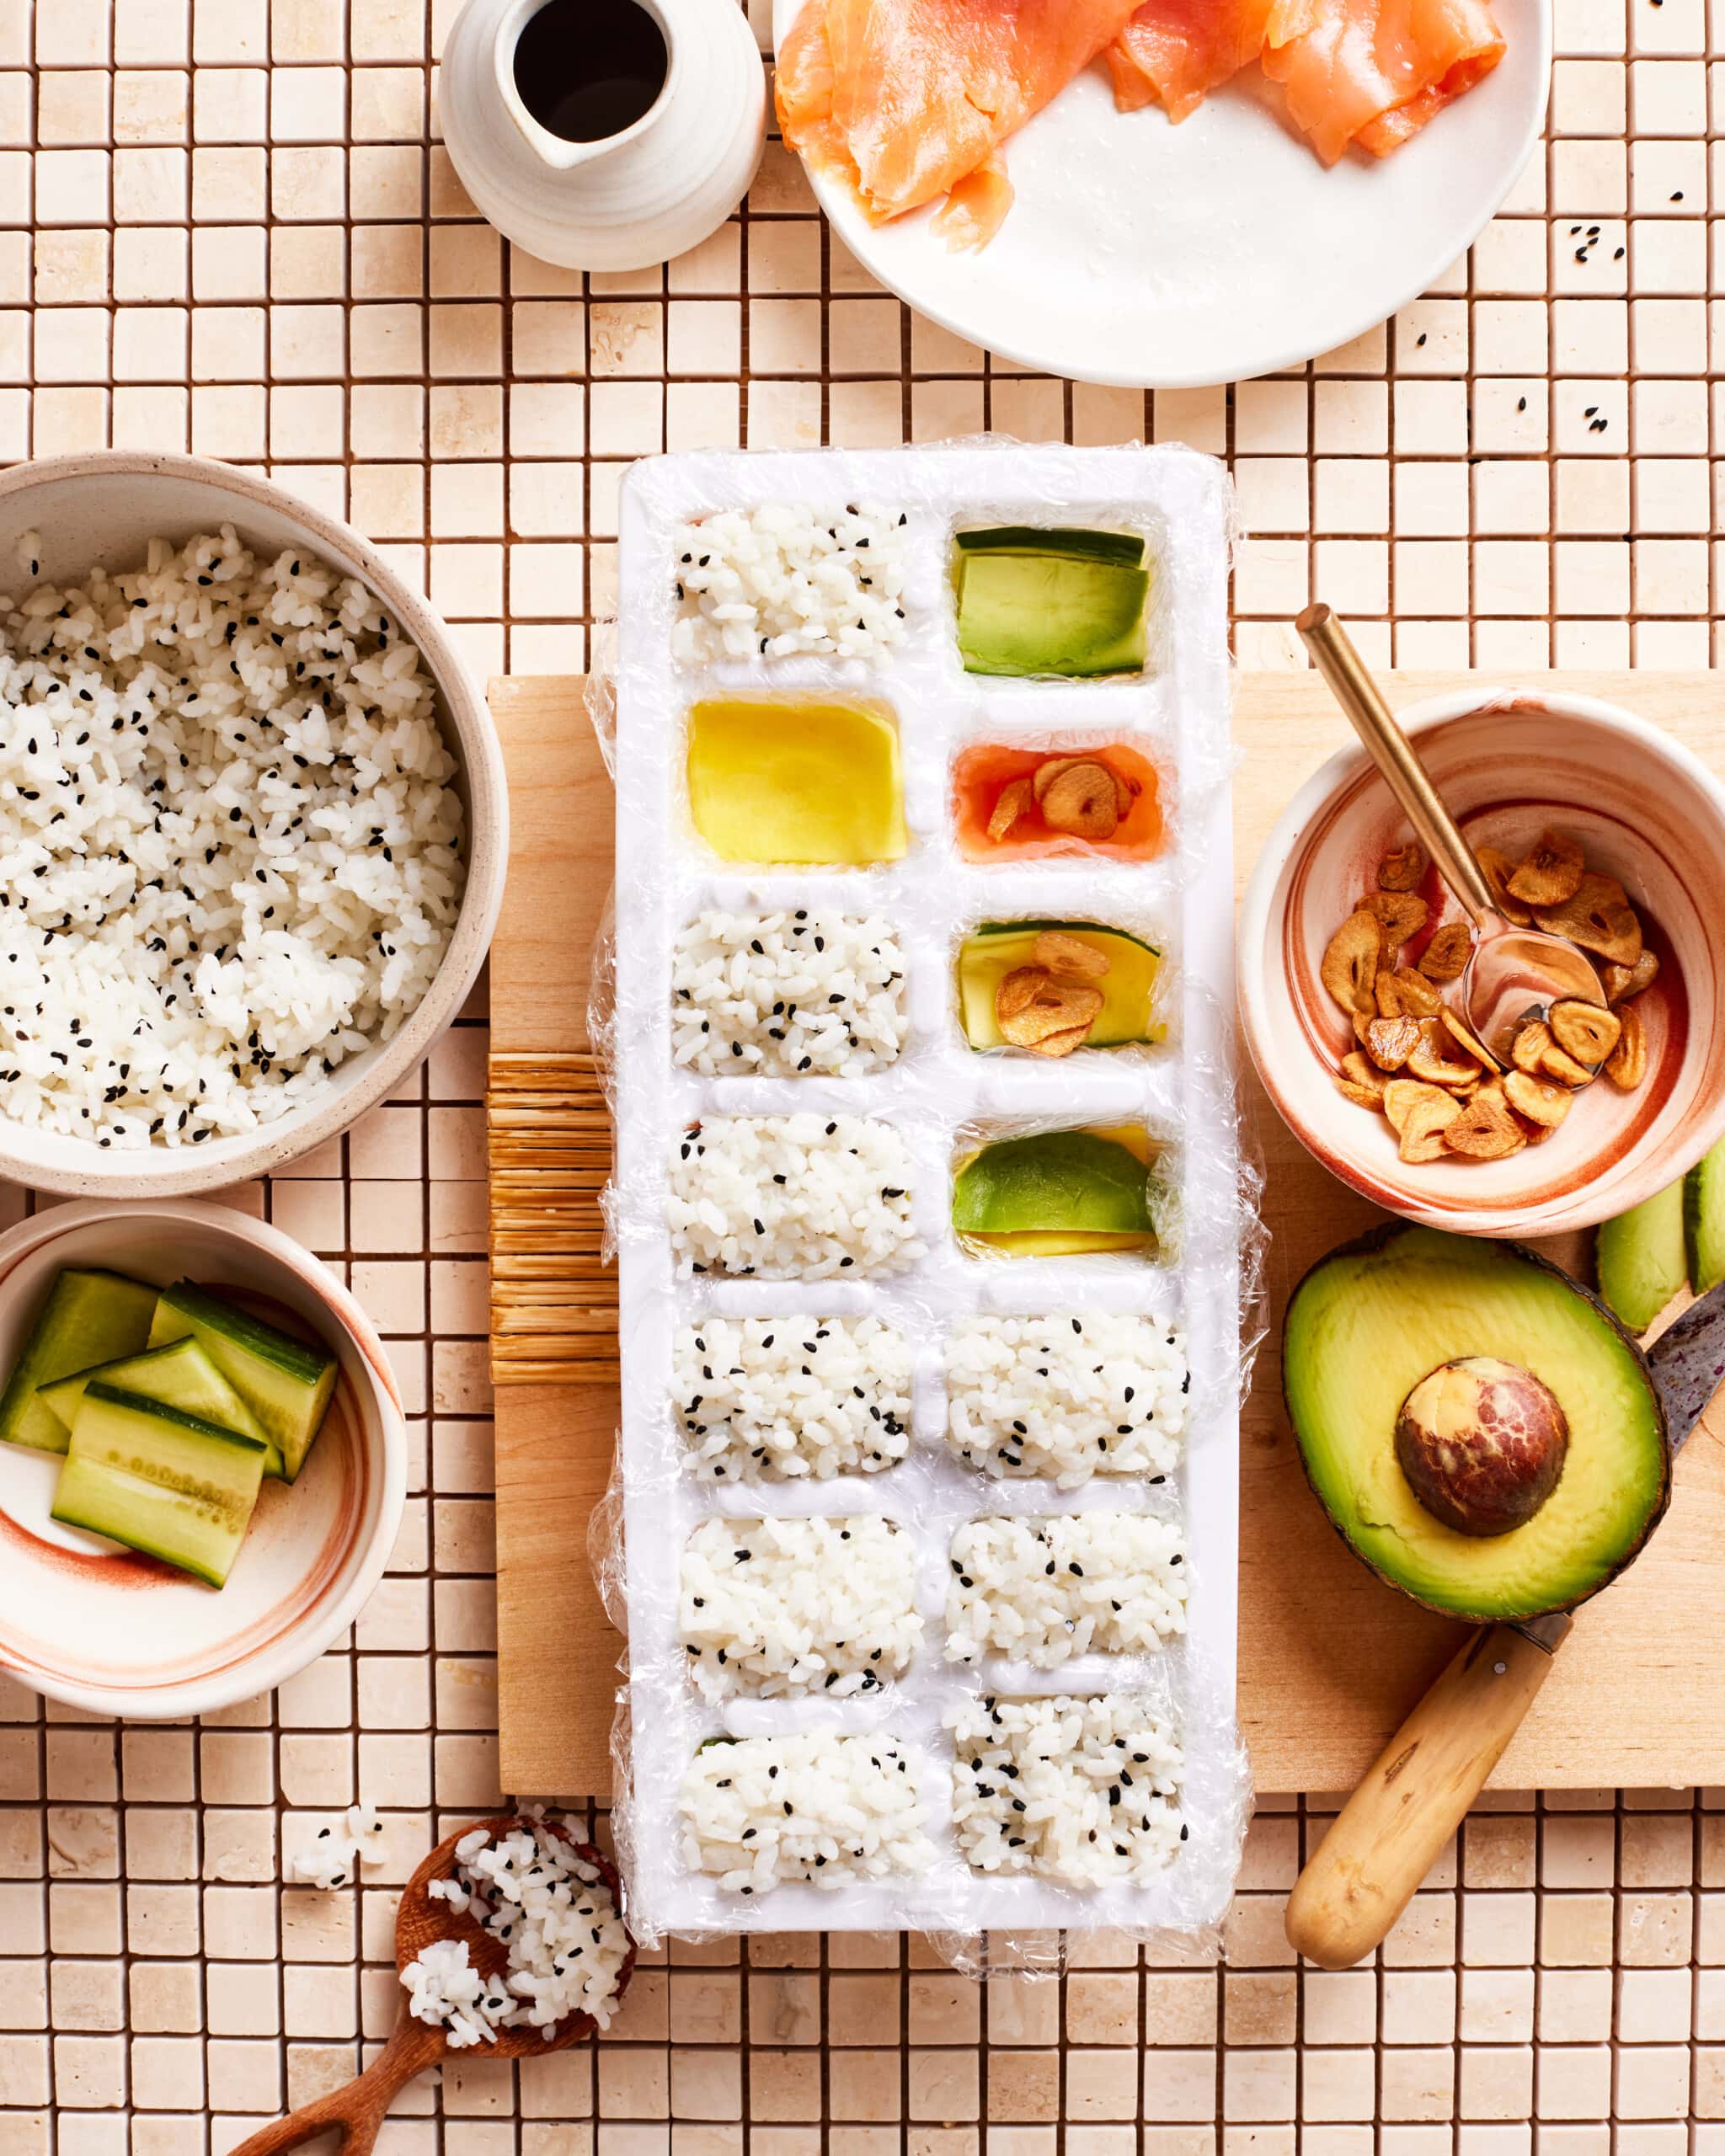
[608,443,1244,1943]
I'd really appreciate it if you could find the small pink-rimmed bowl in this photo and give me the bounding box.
[0,1198,406,1718]
[1239,687,1725,1237]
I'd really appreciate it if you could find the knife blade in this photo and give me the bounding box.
[1509,1274,1725,1657]
[1648,1276,1725,1450]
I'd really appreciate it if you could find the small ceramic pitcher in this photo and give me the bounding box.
[440,0,766,271]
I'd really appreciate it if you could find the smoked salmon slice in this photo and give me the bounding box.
[773,0,1507,249]
[775,0,1144,248]
[1106,0,1311,122]
[1258,0,1505,162]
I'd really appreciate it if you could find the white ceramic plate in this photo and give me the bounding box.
[771,0,1551,387]
[0,1201,406,1718]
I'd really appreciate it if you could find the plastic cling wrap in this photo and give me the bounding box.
[598,443,1254,1961]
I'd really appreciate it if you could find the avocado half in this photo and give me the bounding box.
[1283,1224,1670,1622]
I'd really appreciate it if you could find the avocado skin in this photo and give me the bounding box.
[1283,1223,1670,1622]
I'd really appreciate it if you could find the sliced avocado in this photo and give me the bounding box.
[40,1337,270,1450]
[956,1228,1156,1257]
[957,552,1150,679]
[953,1130,1155,1255]
[148,1283,336,1484]
[686,699,907,866]
[1284,1225,1669,1622]
[1685,1138,1725,1293]
[0,1267,158,1456]
[1596,1182,1687,1334]
[51,1380,268,1589]
[954,526,1146,568]
[957,921,1162,1049]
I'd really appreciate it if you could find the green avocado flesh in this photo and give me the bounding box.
[148,1282,337,1484]
[953,1131,1153,1253]
[0,1268,158,1455]
[1596,1182,1687,1334]
[956,922,1161,1049]
[956,549,1150,679]
[1284,1226,1669,1621]
[51,1381,267,1590]
[1685,1139,1725,1294]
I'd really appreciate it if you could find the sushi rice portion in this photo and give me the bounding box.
[670,502,910,664]
[678,1731,932,1892]
[403,1816,632,2046]
[680,1513,922,1700]
[945,1513,1189,1667]
[0,526,464,1146]
[668,1113,923,1279]
[671,909,908,1078]
[945,1313,1188,1487]
[672,1313,912,1481]
[948,1693,1186,1886]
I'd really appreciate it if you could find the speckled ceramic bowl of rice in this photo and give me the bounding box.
[0,451,507,1196]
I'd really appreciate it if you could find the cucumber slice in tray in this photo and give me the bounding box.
[953,525,1151,680]
[52,1382,268,1590]
[0,1265,339,1588]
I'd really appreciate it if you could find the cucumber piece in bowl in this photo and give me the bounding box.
[0,1268,159,1455]
[38,1336,269,1449]
[51,1381,268,1589]
[149,1283,337,1483]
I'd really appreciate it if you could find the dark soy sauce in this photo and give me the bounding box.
[514,0,669,143]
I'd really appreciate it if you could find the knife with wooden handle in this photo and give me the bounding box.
[1284,1278,1725,1971]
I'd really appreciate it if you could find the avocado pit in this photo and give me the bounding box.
[1393,1356,1570,1538]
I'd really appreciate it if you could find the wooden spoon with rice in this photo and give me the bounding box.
[227,1813,635,2156]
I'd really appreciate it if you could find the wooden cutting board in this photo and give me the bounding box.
[489,670,1725,1800]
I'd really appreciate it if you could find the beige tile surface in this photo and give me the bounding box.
[0,0,1717,2143]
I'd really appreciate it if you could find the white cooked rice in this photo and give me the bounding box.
[944,1314,1188,1488]
[670,502,909,664]
[0,526,464,1146]
[948,1693,1185,1886]
[944,1513,1188,1667]
[668,1113,923,1279]
[671,908,908,1078]
[680,1513,921,1700]
[284,1802,387,1891]
[678,1731,932,1893]
[403,1815,631,2046]
[673,1313,911,1481]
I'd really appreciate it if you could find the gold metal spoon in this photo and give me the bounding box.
[1296,604,1606,1056]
